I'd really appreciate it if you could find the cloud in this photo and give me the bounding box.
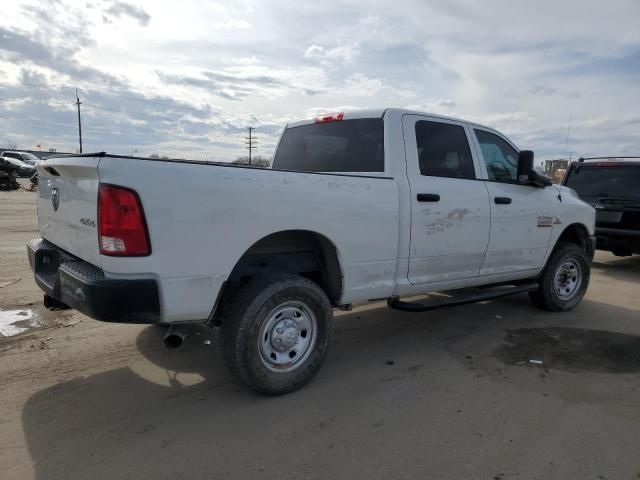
[304,44,359,65]
[530,85,557,96]
[103,1,151,26]
[306,105,362,117]
[1,0,639,161]
[156,70,288,101]
[342,73,383,96]
[156,66,327,101]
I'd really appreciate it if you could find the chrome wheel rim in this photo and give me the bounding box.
[554,259,582,300]
[258,301,317,372]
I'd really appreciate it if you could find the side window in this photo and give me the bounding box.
[415,121,475,180]
[474,129,518,183]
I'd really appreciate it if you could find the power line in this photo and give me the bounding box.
[0,96,31,102]
[84,103,127,114]
[0,97,74,105]
[1,83,214,113]
[0,80,79,91]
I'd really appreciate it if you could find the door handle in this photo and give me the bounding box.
[417,193,440,202]
[494,197,512,204]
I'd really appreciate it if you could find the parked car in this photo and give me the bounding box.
[0,151,41,167]
[563,157,640,256]
[0,156,36,178]
[0,158,20,190]
[27,108,595,394]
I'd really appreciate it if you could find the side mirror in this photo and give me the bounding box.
[517,150,534,183]
[517,150,552,187]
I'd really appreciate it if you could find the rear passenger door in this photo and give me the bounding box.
[471,128,555,275]
[402,115,491,285]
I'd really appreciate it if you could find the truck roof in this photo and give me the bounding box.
[286,107,494,131]
[576,156,640,164]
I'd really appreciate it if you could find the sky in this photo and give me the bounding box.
[0,0,639,163]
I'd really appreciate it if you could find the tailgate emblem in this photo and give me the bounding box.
[51,187,60,211]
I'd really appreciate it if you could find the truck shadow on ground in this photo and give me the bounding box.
[20,296,640,480]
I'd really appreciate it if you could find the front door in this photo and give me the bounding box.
[403,115,491,285]
[471,128,556,275]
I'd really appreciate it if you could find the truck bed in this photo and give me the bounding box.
[36,153,400,322]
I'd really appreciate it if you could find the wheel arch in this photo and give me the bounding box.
[212,230,344,324]
[555,222,593,255]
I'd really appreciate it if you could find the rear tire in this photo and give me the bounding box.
[529,242,590,312]
[219,273,332,395]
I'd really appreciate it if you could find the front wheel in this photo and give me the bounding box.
[529,242,590,311]
[219,273,332,395]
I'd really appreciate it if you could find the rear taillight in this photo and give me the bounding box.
[314,112,344,123]
[98,184,150,256]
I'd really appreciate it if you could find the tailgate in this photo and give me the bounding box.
[37,156,102,267]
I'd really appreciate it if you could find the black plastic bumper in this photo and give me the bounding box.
[27,238,160,323]
[595,228,640,254]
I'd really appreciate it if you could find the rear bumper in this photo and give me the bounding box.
[595,227,640,253]
[27,238,161,323]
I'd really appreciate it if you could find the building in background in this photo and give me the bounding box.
[543,159,570,183]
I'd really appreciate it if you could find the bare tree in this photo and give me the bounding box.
[232,155,271,168]
[3,140,18,150]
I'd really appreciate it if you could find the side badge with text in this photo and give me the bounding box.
[537,215,553,228]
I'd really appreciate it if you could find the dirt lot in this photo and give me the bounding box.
[1,187,640,480]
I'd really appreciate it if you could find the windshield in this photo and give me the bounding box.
[22,153,40,162]
[272,118,384,173]
[565,165,640,200]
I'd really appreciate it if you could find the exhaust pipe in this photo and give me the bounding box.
[162,324,189,350]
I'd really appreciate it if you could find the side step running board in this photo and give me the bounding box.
[387,283,539,313]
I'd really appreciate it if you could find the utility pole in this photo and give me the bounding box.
[75,88,83,153]
[244,127,257,165]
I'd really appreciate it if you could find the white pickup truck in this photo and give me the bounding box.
[28,108,595,394]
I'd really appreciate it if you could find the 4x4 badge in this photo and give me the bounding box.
[51,187,59,211]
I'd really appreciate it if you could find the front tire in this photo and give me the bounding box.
[219,273,332,395]
[529,242,590,311]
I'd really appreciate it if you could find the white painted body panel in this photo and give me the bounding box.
[37,156,102,267]
[35,108,595,324]
[97,157,400,321]
[480,181,555,274]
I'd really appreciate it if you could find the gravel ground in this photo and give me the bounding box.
[1,186,639,480]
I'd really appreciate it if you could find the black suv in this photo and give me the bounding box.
[563,157,640,256]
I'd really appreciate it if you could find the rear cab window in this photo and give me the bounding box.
[272,118,384,173]
[415,120,476,180]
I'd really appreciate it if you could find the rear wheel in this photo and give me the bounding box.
[529,242,590,311]
[219,273,332,395]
